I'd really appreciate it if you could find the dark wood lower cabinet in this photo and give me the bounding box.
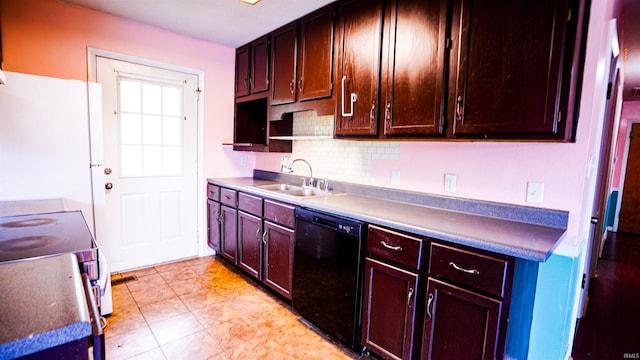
[207,199,221,253]
[237,211,262,279]
[421,278,501,360]
[263,221,294,299]
[219,205,237,264]
[362,258,421,360]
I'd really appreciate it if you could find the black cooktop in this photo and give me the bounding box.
[0,211,96,263]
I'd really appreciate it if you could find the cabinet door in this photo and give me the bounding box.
[220,205,237,264]
[362,258,420,360]
[421,278,501,360]
[238,211,262,280]
[251,36,270,94]
[263,221,294,300]
[452,0,572,138]
[235,45,250,97]
[207,199,221,253]
[298,5,336,101]
[271,24,298,105]
[335,0,384,136]
[382,0,447,136]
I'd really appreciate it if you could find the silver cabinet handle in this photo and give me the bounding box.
[218,212,224,223]
[370,103,376,122]
[456,95,464,121]
[289,80,295,94]
[341,75,357,117]
[381,241,402,252]
[407,287,414,308]
[262,231,268,245]
[255,227,261,241]
[426,293,434,320]
[448,261,480,275]
[299,79,304,92]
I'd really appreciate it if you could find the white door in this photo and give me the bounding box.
[96,57,199,272]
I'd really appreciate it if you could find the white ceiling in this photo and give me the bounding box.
[61,0,336,48]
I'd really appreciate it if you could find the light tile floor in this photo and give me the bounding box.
[105,256,358,360]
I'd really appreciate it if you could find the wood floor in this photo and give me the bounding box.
[572,232,640,359]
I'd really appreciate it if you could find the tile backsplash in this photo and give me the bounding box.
[289,111,399,184]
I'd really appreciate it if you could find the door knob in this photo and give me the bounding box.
[104,167,112,175]
[105,182,113,190]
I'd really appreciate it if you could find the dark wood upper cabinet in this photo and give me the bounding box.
[381,0,448,136]
[271,24,298,106]
[335,0,384,136]
[451,0,581,139]
[235,45,250,98]
[235,36,270,98]
[298,6,336,101]
[269,4,337,117]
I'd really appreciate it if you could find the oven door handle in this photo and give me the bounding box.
[311,216,338,230]
[82,273,105,360]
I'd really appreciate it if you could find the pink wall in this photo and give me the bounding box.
[0,0,254,180]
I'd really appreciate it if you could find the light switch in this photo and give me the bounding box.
[391,170,401,186]
[526,182,544,204]
[444,174,457,193]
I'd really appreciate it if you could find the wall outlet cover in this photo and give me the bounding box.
[391,170,401,186]
[526,181,544,204]
[444,174,457,193]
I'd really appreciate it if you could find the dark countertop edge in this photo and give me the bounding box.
[208,177,567,262]
[0,322,92,359]
[252,169,569,229]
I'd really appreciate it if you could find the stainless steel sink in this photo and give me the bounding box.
[249,183,341,198]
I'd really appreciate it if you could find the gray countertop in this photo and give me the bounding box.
[209,177,567,262]
[0,253,92,359]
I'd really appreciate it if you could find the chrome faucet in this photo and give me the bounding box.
[281,158,313,187]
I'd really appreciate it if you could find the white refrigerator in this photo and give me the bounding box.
[0,71,112,315]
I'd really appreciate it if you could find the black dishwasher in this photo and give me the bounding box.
[292,208,367,352]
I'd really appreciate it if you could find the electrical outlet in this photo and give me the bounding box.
[240,156,247,167]
[526,182,544,204]
[444,174,457,193]
[391,170,401,186]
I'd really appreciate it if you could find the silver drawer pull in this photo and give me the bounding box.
[381,241,402,252]
[448,261,480,275]
[407,287,414,308]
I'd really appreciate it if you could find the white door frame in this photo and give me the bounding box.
[87,47,208,259]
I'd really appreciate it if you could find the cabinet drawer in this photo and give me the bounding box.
[207,183,220,201]
[264,199,295,228]
[367,225,426,271]
[238,192,263,216]
[220,188,237,207]
[429,243,508,298]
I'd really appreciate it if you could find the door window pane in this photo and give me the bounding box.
[118,77,185,177]
[163,87,182,116]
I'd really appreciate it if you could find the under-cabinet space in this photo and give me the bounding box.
[233,98,268,151]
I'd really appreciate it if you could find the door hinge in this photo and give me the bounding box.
[581,273,587,289]
[196,88,202,93]
[606,82,613,100]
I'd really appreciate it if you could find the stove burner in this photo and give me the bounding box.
[0,236,58,252]
[0,218,57,228]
